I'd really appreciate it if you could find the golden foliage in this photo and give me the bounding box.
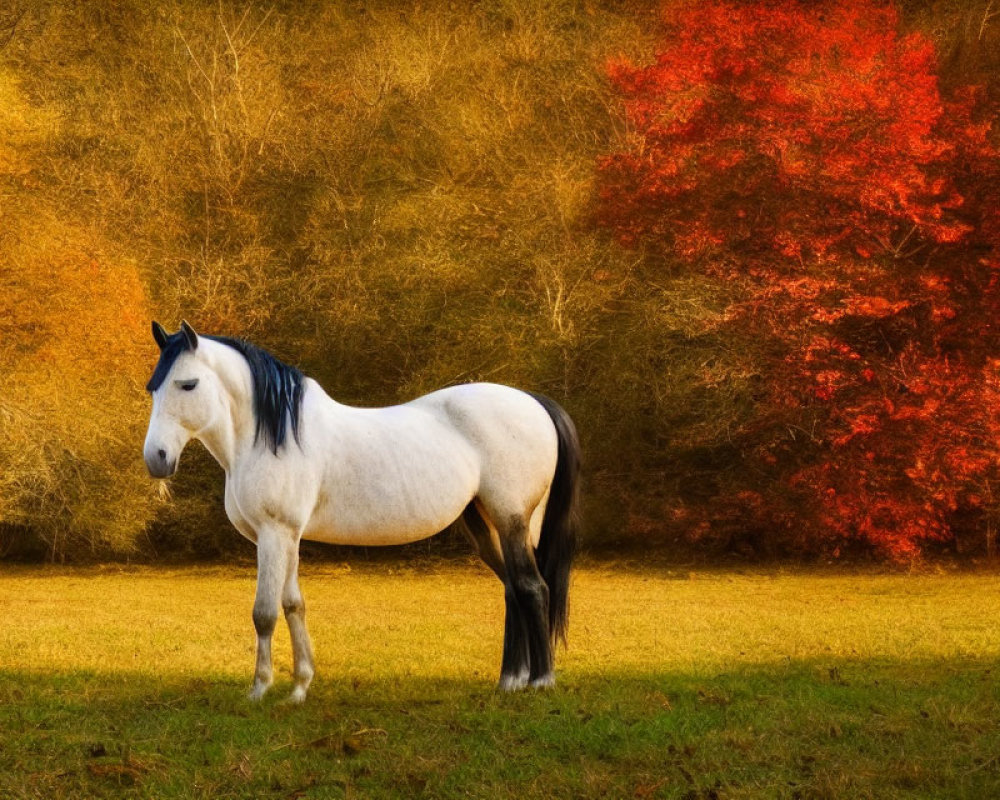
[0,65,157,558]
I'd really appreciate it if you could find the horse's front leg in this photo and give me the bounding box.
[282,542,315,704]
[249,528,289,701]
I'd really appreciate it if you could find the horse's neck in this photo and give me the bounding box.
[195,340,257,474]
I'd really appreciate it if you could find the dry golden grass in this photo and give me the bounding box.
[3,562,999,679]
[1,564,999,798]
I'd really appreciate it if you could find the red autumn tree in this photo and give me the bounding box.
[599,0,999,560]
[600,0,992,261]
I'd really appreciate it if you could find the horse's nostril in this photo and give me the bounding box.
[158,449,166,460]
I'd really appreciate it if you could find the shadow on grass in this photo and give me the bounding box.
[0,657,998,799]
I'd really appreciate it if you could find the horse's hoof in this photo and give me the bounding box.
[248,682,271,702]
[497,670,529,692]
[529,673,556,690]
[283,686,308,705]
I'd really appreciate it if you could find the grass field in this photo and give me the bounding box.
[1,561,998,799]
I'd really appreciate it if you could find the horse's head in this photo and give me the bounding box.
[143,320,224,478]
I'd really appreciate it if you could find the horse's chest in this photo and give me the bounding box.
[223,483,256,542]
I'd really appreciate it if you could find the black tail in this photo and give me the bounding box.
[528,392,581,648]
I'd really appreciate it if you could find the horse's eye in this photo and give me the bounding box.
[176,379,199,392]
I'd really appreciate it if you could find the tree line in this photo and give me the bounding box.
[1,0,997,562]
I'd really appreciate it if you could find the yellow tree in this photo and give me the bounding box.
[0,68,159,559]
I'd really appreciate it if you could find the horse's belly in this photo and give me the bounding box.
[302,488,471,546]
[302,519,453,547]
[302,452,479,547]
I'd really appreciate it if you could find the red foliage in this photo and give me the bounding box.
[600,0,1000,560]
[600,0,992,262]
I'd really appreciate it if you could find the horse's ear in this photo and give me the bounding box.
[152,320,169,350]
[180,319,199,351]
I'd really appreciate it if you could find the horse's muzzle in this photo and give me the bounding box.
[145,448,176,479]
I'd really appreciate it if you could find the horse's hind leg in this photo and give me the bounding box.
[498,583,531,691]
[462,504,530,690]
[498,515,554,689]
[282,541,315,704]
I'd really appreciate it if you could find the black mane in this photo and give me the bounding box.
[146,332,304,454]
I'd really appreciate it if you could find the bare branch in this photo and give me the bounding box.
[174,25,212,87]
[0,9,26,53]
[980,1,998,41]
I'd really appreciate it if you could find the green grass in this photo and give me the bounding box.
[1,562,999,798]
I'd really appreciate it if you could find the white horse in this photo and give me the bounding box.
[143,321,580,703]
